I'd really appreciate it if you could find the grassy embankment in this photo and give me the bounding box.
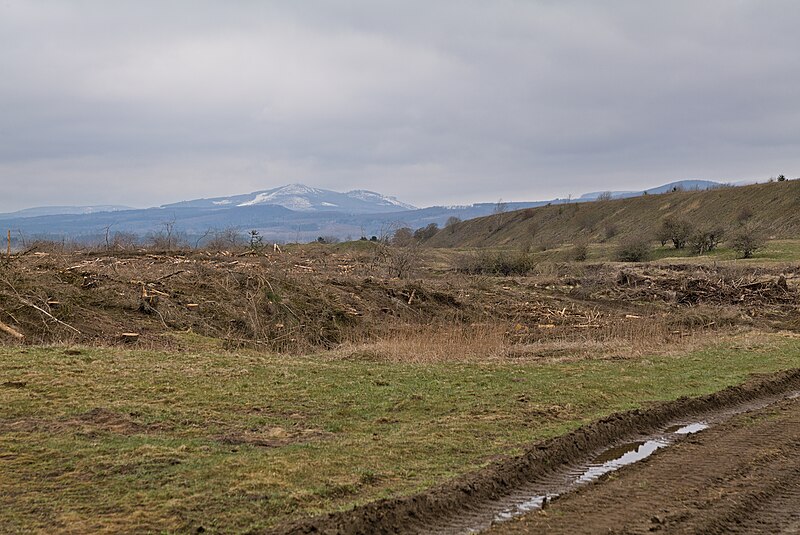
[2,333,799,533]
[429,179,800,250]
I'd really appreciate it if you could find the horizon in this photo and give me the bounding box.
[1,177,762,214]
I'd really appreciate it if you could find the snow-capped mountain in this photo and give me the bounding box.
[162,184,416,213]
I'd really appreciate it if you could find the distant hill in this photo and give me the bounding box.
[579,180,722,201]
[428,180,800,249]
[161,183,417,213]
[0,205,132,219]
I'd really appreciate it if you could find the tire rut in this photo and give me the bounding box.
[268,369,800,535]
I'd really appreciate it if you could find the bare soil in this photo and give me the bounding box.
[487,393,800,534]
[266,369,800,535]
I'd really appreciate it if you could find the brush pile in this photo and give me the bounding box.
[0,249,798,351]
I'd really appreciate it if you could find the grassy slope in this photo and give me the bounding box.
[428,180,800,249]
[2,335,800,533]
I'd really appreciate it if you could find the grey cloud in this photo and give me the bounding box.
[1,0,799,211]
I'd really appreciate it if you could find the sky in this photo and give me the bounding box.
[1,0,799,212]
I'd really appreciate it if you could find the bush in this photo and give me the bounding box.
[603,223,619,241]
[445,216,462,232]
[111,231,139,250]
[690,227,724,255]
[454,250,534,276]
[659,217,694,249]
[616,238,651,262]
[391,227,414,247]
[413,223,440,242]
[736,206,754,224]
[730,226,766,259]
[570,243,588,262]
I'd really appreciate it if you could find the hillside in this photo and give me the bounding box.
[428,180,800,248]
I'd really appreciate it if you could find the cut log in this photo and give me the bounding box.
[0,320,24,340]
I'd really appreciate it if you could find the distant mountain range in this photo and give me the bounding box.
[0,179,725,245]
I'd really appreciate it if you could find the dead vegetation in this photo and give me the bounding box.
[0,246,798,357]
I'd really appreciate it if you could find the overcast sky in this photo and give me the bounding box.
[1,1,799,212]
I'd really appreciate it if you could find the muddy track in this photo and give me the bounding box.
[487,392,800,534]
[266,369,800,535]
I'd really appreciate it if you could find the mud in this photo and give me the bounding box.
[488,392,800,534]
[266,368,800,535]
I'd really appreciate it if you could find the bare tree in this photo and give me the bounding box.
[194,227,215,249]
[162,218,176,250]
[445,216,462,233]
[391,227,414,247]
[111,231,139,250]
[102,223,115,249]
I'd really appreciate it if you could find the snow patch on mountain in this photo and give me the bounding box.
[346,190,417,210]
[161,183,417,213]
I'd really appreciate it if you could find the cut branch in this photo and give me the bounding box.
[0,320,24,340]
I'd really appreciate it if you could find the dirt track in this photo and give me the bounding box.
[270,370,800,535]
[488,394,800,534]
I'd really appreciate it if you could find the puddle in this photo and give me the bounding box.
[576,439,668,484]
[492,438,669,524]
[672,422,709,434]
[494,494,555,522]
[487,416,747,528]
[429,388,800,534]
[592,440,648,463]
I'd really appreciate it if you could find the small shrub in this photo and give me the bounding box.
[736,206,754,224]
[603,223,619,241]
[445,216,462,233]
[454,251,534,276]
[615,238,651,262]
[730,226,766,259]
[570,243,589,262]
[111,231,139,250]
[690,227,724,255]
[413,223,440,242]
[391,227,414,247]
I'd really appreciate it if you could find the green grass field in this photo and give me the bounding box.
[2,334,799,533]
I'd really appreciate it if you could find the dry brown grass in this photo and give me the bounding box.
[334,322,510,362]
[330,312,752,365]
